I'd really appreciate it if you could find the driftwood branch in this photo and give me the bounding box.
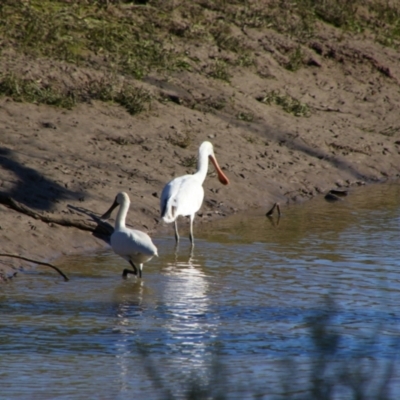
[0,194,113,236]
[0,253,69,281]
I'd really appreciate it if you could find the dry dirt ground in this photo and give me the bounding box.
[1,21,400,281]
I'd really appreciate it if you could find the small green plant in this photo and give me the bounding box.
[180,155,197,168]
[286,46,304,71]
[235,52,255,68]
[209,60,231,82]
[257,90,311,117]
[237,111,254,122]
[191,97,226,114]
[211,22,242,53]
[243,134,257,143]
[166,131,192,149]
[115,86,152,116]
[210,98,226,111]
[86,78,116,102]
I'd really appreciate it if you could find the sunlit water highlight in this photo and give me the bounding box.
[1,183,400,398]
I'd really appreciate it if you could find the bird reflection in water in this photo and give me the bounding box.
[111,281,146,393]
[161,245,216,377]
[110,245,217,393]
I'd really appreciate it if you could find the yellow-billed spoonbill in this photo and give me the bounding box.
[101,192,158,278]
[160,141,229,245]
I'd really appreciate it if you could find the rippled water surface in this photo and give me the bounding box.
[1,183,400,399]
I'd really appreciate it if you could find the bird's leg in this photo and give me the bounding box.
[189,215,195,246]
[174,219,180,243]
[174,242,179,261]
[122,261,138,279]
[189,246,195,261]
[139,264,143,279]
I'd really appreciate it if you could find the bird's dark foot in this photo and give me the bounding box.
[122,269,137,279]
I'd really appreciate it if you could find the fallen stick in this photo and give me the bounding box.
[0,194,113,236]
[266,202,281,217]
[0,253,69,281]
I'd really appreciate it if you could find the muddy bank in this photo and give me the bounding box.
[1,92,399,282]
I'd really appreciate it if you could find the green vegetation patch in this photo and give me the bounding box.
[237,111,254,122]
[114,86,152,115]
[1,1,399,74]
[257,90,311,117]
[0,0,399,114]
[285,46,305,72]
[0,72,152,115]
[0,0,190,79]
[208,60,231,82]
[180,155,197,168]
[0,73,76,108]
[166,131,192,149]
[194,0,400,48]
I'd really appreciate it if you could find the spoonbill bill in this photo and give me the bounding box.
[160,141,229,245]
[101,192,158,278]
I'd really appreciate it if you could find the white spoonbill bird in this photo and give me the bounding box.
[160,141,229,244]
[101,192,158,278]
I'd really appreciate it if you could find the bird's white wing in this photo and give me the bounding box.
[161,174,192,220]
[161,174,204,221]
[111,229,157,258]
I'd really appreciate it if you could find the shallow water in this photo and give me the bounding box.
[1,183,400,399]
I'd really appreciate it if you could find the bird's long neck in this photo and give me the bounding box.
[115,200,129,230]
[194,149,209,184]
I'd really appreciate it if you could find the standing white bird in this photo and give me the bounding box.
[101,192,158,278]
[160,141,229,245]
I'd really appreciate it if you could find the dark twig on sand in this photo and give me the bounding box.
[0,253,69,281]
[266,202,281,217]
[324,189,349,202]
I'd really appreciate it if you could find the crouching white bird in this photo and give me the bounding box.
[160,141,229,245]
[101,192,158,278]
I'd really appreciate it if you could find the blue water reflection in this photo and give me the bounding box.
[1,183,400,398]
